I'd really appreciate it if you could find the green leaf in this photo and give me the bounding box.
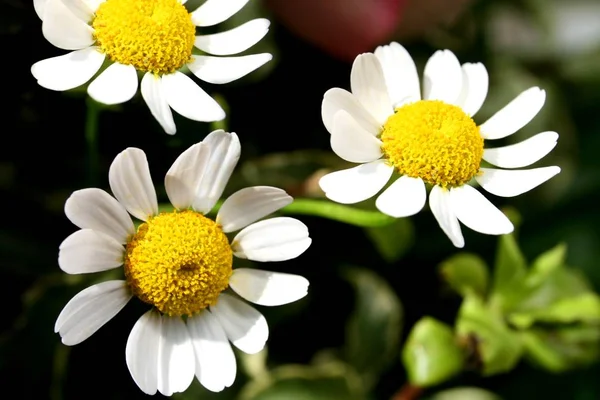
[522,326,600,373]
[456,295,523,376]
[402,317,464,387]
[239,362,362,400]
[428,387,502,400]
[509,293,600,329]
[439,253,489,297]
[342,267,403,389]
[528,243,568,286]
[490,234,528,311]
[365,218,414,263]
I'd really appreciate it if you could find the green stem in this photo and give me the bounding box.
[280,199,396,227]
[85,98,101,185]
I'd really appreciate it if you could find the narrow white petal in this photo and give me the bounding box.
[449,185,513,235]
[476,167,561,197]
[187,54,272,84]
[58,229,124,274]
[211,293,268,354]
[157,317,195,396]
[109,148,158,221]
[187,312,237,392]
[423,50,463,104]
[350,53,393,125]
[429,186,464,248]
[232,217,311,262]
[375,176,426,217]
[31,47,105,91]
[216,186,292,233]
[374,41,421,106]
[229,268,309,306]
[126,310,161,395]
[455,63,488,117]
[319,159,393,204]
[60,0,94,22]
[55,280,131,345]
[87,63,138,105]
[321,88,380,135]
[483,131,559,169]
[42,0,94,50]
[480,87,546,140]
[162,71,225,123]
[192,130,241,214]
[191,0,250,27]
[141,73,176,135]
[34,0,48,19]
[65,188,134,243]
[165,142,210,210]
[85,0,105,11]
[194,19,270,56]
[331,111,383,163]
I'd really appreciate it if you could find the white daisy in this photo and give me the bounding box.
[31,0,272,134]
[56,130,311,395]
[319,42,561,248]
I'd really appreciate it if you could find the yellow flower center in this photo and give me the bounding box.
[381,100,484,188]
[92,0,196,75]
[124,210,232,316]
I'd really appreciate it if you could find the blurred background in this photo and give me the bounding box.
[2,0,600,398]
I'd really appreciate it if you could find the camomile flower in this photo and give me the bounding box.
[56,130,311,395]
[31,0,272,134]
[319,42,560,248]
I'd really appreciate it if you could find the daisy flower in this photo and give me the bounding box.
[56,130,311,395]
[31,0,272,134]
[319,42,560,248]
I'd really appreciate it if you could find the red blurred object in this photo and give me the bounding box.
[265,0,408,61]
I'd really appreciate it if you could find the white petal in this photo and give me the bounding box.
[429,185,464,248]
[374,41,421,106]
[331,111,383,163]
[319,159,393,204]
[480,87,546,140]
[475,167,561,197]
[126,310,161,395]
[42,0,94,50]
[321,88,380,135]
[109,147,158,221]
[216,186,292,233]
[87,63,138,105]
[141,73,176,135]
[375,176,426,217]
[449,185,513,235]
[187,311,237,392]
[350,53,393,125]
[55,280,131,345]
[162,71,225,123]
[34,0,47,19]
[483,131,559,168]
[229,268,309,306]
[60,0,94,22]
[192,130,241,214]
[455,63,488,117]
[194,19,270,56]
[191,0,250,27]
[31,47,105,91]
[58,229,124,274]
[165,142,210,210]
[157,317,195,396]
[423,50,463,104]
[232,217,311,262]
[64,188,134,243]
[211,293,268,354]
[187,54,272,84]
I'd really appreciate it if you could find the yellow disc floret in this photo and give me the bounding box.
[124,210,232,316]
[381,100,484,188]
[92,0,196,75]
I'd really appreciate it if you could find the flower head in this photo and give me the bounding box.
[31,0,272,134]
[56,130,311,395]
[320,42,560,247]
